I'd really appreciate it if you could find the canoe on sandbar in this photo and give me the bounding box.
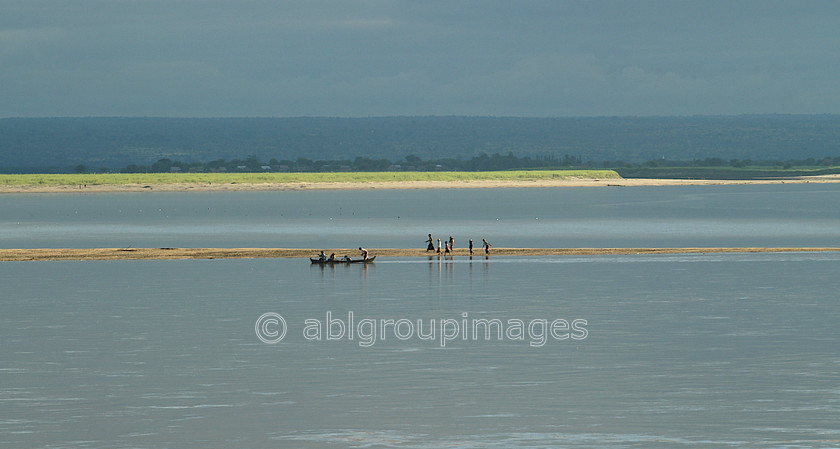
[310,256,376,264]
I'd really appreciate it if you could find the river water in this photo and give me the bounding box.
[1,185,839,448]
[2,184,840,249]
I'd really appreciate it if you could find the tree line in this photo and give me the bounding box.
[6,115,840,173]
[87,153,840,175]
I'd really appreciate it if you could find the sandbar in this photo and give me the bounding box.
[1,247,838,262]
[2,174,840,194]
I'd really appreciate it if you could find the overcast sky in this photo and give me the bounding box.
[2,0,839,117]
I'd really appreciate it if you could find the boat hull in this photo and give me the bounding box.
[310,256,376,264]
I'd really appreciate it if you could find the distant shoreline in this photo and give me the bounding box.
[2,247,839,262]
[2,174,840,193]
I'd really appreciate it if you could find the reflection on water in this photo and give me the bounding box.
[2,184,840,248]
[2,184,840,447]
[2,253,839,448]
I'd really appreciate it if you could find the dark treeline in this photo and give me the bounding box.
[113,153,581,173]
[4,115,840,173]
[101,153,840,175]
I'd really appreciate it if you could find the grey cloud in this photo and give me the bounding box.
[2,0,840,117]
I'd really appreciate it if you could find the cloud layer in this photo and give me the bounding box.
[2,0,839,117]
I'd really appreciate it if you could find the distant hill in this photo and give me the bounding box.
[1,115,839,172]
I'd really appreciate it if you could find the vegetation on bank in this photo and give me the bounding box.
[616,165,840,180]
[0,170,621,187]
[78,152,840,178]
[111,152,588,174]
[4,162,840,187]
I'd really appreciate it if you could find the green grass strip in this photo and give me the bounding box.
[0,170,621,187]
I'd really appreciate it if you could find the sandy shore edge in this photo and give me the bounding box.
[3,174,840,193]
[2,247,838,261]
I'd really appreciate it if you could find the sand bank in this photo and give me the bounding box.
[2,174,840,194]
[1,247,838,262]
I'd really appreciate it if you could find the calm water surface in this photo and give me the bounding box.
[2,184,840,248]
[1,185,839,448]
[2,254,839,448]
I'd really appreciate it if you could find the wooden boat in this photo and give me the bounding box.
[310,256,376,264]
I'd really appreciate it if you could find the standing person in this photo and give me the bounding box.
[436,239,442,254]
[469,239,474,256]
[448,236,454,251]
[444,242,451,256]
[426,234,435,251]
[359,247,369,260]
[482,238,491,255]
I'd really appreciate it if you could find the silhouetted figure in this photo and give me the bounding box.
[469,239,474,256]
[426,234,435,251]
[359,247,369,260]
[482,238,491,255]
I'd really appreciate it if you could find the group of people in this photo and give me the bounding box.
[425,234,491,256]
[317,250,351,262]
[316,247,369,262]
[315,237,493,262]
